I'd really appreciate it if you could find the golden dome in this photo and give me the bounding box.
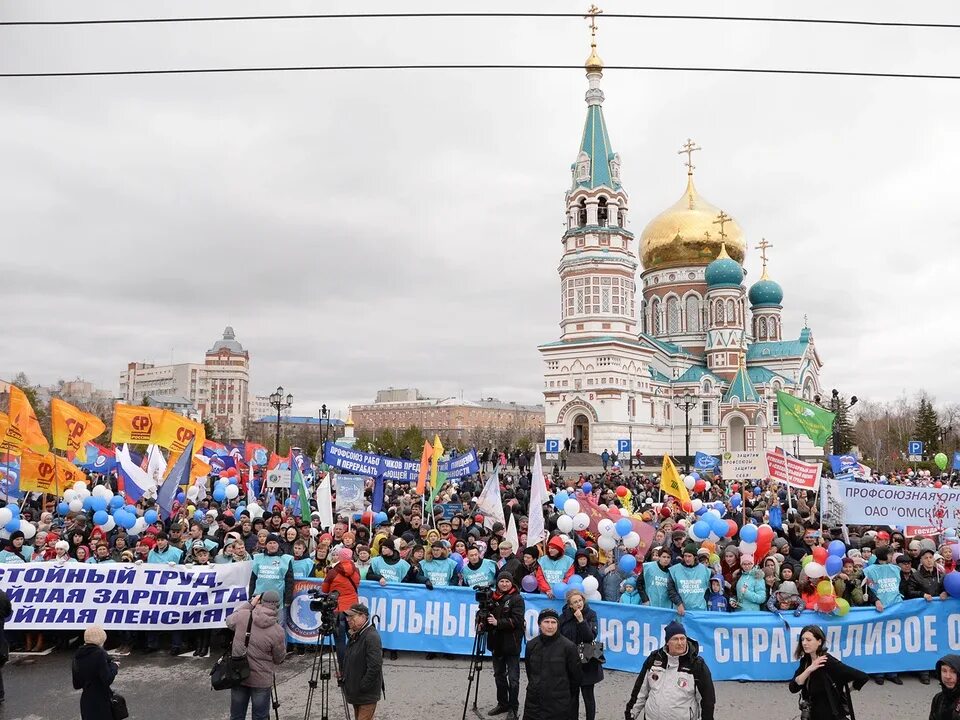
[585,47,603,72]
[639,174,746,271]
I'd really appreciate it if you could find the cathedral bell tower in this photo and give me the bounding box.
[704,236,747,381]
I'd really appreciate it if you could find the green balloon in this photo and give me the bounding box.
[935,452,949,470]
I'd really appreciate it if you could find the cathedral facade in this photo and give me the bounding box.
[539,39,825,460]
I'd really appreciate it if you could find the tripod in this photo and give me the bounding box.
[303,626,349,720]
[461,616,488,720]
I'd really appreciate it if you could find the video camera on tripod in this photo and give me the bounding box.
[307,589,340,635]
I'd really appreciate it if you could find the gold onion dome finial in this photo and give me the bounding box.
[585,5,604,71]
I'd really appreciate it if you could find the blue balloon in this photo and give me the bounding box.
[710,518,728,538]
[945,572,960,599]
[376,512,388,525]
[4,519,19,533]
[740,524,758,543]
[228,477,238,485]
[566,574,585,589]
[729,495,742,508]
[694,506,709,516]
[93,510,109,526]
[582,482,593,494]
[551,582,569,599]
[451,552,464,571]
[212,487,226,502]
[618,555,638,573]
[691,473,700,481]
[554,491,569,510]
[713,501,726,513]
[8,504,19,517]
[614,518,633,537]
[693,520,712,539]
[752,486,761,496]
[117,511,136,530]
[90,496,108,513]
[194,510,205,522]
[82,496,94,511]
[825,555,843,577]
[144,509,158,524]
[176,492,186,504]
[828,540,846,557]
[353,513,362,521]
[57,502,70,516]
[110,496,125,509]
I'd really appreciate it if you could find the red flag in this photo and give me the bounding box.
[416,440,433,495]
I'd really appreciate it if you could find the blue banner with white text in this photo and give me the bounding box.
[323,443,479,481]
[288,582,960,680]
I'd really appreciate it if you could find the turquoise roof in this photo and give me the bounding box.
[674,365,724,384]
[574,104,620,191]
[746,365,794,386]
[637,333,697,357]
[723,365,761,403]
[705,255,744,288]
[746,329,811,360]
[649,367,672,383]
[749,276,784,307]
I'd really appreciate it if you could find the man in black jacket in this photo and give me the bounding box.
[522,608,581,720]
[906,548,948,685]
[483,572,526,720]
[930,654,960,720]
[343,603,383,720]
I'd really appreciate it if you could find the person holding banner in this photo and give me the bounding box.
[789,625,868,720]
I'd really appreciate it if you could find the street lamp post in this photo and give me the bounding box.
[319,404,331,454]
[269,386,293,454]
[814,389,857,454]
[674,391,698,473]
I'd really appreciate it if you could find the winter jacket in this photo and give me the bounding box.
[643,562,674,609]
[72,643,117,720]
[225,600,286,688]
[706,576,730,612]
[789,653,868,720]
[559,604,604,686]
[735,568,768,611]
[626,638,715,720]
[321,560,361,613]
[667,563,711,611]
[522,631,583,720]
[343,622,383,706]
[907,566,945,599]
[864,562,903,607]
[620,587,643,605]
[603,566,631,603]
[249,552,295,605]
[516,561,550,593]
[485,585,526,657]
[930,655,960,720]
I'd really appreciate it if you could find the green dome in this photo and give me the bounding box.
[749,275,783,306]
[705,245,744,288]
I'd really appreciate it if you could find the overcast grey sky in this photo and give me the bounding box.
[2,0,959,418]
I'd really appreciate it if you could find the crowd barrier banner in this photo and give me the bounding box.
[323,443,479,482]
[0,561,252,630]
[286,581,960,681]
[824,477,960,527]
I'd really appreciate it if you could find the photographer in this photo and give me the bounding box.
[483,571,526,720]
[343,603,383,720]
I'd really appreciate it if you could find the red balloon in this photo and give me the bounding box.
[725,519,738,538]
[731,483,740,493]
[360,512,372,524]
[474,514,484,524]
[659,506,672,518]
[225,467,238,477]
[757,524,774,543]
[694,479,706,493]
[812,546,828,565]
[616,486,628,498]
[817,595,837,614]
[681,501,693,513]
[935,481,943,489]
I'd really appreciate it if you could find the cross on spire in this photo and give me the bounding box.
[585,5,603,47]
[678,138,701,175]
[713,211,731,242]
[755,238,773,273]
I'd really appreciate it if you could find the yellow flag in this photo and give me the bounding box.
[660,454,691,505]
[154,411,205,456]
[9,386,48,453]
[167,451,210,480]
[0,412,23,456]
[20,449,59,493]
[51,399,106,461]
[111,403,163,445]
[430,434,444,492]
[58,459,88,489]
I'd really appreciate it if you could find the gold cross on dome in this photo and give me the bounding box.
[713,211,731,242]
[585,5,603,45]
[678,138,701,175]
[755,238,773,271]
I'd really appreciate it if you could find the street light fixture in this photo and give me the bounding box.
[319,404,331,455]
[269,386,293,454]
[674,391,698,473]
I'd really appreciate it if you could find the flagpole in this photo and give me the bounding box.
[783,443,794,515]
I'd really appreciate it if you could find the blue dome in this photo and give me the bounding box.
[749,276,784,306]
[705,250,744,288]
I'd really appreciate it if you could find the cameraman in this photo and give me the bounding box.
[483,571,525,720]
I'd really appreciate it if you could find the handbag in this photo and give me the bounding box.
[210,610,254,691]
[576,641,606,665]
[110,692,129,720]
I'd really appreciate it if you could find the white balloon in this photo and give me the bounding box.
[69,499,83,513]
[76,487,90,500]
[691,499,703,512]
[93,485,112,499]
[598,519,616,537]
[683,476,696,490]
[572,512,590,532]
[739,541,757,555]
[619,508,630,517]
[63,489,78,503]
[563,498,581,517]
[556,515,575,533]
[0,530,9,540]
[309,527,319,537]
[688,525,700,541]
[704,481,712,491]
[225,484,240,500]
[186,485,200,499]
[581,576,599,594]
[676,519,687,529]
[804,561,826,579]
[73,481,87,492]
[587,590,603,602]
[622,531,641,549]
[598,535,617,551]
[20,522,36,540]
[0,508,12,527]
[706,509,721,520]
[102,516,116,533]
[132,518,148,534]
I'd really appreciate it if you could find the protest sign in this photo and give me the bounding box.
[766,450,822,490]
[721,451,767,481]
[822,478,960,528]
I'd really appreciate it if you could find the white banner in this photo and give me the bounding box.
[265,469,291,488]
[721,450,767,481]
[821,478,960,529]
[0,561,252,630]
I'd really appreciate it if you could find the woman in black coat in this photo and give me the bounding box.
[72,626,118,720]
[558,589,603,720]
[789,625,868,720]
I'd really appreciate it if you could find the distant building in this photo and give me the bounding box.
[144,394,200,421]
[351,388,544,441]
[249,415,345,452]
[119,326,250,439]
[248,395,276,426]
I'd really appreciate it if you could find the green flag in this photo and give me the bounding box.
[290,455,312,522]
[776,390,836,446]
[426,470,447,516]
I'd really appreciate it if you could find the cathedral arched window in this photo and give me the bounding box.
[577,199,587,227]
[685,295,700,332]
[640,300,647,333]
[725,299,735,325]
[715,300,724,324]
[597,197,608,227]
[771,317,779,339]
[618,209,625,226]
[758,317,768,340]
[652,299,662,335]
[667,297,681,334]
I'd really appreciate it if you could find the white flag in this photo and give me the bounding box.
[527,445,548,548]
[316,473,335,529]
[476,468,506,529]
[146,445,167,485]
[505,513,520,551]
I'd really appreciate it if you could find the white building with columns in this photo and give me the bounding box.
[539,36,825,461]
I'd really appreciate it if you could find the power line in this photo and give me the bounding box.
[0,64,957,81]
[0,12,957,29]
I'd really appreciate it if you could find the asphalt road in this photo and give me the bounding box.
[1,647,935,720]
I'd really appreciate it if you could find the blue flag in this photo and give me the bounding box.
[829,454,859,475]
[372,476,385,513]
[158,437,194,520]
[954,452,960,471]
[694,452,720,471]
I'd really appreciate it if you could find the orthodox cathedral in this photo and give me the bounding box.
[539,23,825,459]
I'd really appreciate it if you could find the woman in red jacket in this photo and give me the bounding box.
[321,550,361,665]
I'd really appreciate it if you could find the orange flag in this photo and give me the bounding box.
[51,399,106,462]
[57,459,88,489]
[20,448,59,493]
[154,411,205,456]
[416,440,433,495]
[111,403,163,445]
[0,412,22,456]
[9,386,48,453]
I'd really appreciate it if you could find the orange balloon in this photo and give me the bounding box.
[701,541,716,553]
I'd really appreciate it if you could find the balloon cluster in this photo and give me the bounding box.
[212,475,241,503]
[803,540,850,615]
[553,492,591,535]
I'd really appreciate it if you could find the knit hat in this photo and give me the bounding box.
[55,540,69,552]
[496,571,514,584]
[664,620,686,641]
[683,542,699,556]
[260,590,281,607]
[523,546,540,560]
[265,533,281,544]
[380,537,396,552]
[9,530,24,542]
[776,581,800,597]
[537,608,560,624]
